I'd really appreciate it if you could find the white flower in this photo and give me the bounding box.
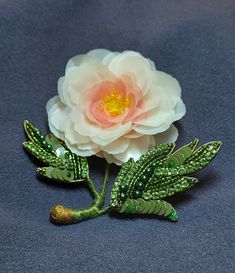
[47,49,186,165]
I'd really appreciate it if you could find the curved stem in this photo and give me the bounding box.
[86,178,99,199]
[50,162,111,225]
[96,162,110,208]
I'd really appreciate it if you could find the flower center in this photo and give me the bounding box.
[100,92,131,117]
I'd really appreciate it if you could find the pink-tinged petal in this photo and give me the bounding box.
[64,62,116,106]
[87,79,127,126]
[65,65,103,105]
[113,135,151,162]
[70,108,132,144]
[86,76,143,126]
[48,50,185,164]
[86,100,128,127]
[154,124,178,144]
[90,101,117,127]
[87,74,144,126]
[89,79,126,102]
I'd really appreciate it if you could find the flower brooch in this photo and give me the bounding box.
[23,49,221,224]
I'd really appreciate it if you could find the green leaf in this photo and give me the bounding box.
[24,120,54,154]
[110,143,176,207]
[23,121,90,182]
[136,143,176,165]
[154,141,222,177]
[116,198,178,221]
[165,139,199,168]
[23,141,67,168]
[110,158,135,207]
[46,134,64,151]
[143,176,199,200]
[37,167,79,182]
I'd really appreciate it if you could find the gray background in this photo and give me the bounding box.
[0,1,234,272]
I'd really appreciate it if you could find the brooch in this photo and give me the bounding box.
[23,49,221,224]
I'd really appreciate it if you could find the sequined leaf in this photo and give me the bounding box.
[37,167,77,182]
[110,143,176,207]
[154,141,222,177]
[110,139,221,221]
[24,120,55,154]
[23,141,67,168]
[23,121,89,182]
[116,198,178,221]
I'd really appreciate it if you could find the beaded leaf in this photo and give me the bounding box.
[110,139,221,221]
[119,198,178,221]
[23,120,89,182]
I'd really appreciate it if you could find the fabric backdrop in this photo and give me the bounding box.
[0,1,234,272]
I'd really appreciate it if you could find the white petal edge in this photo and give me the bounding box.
[154,124,179,144]
[113,135,151,162]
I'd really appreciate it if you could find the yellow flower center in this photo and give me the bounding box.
[100,92,131,116]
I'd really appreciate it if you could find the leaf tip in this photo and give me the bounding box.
[37,167,46,176]
[169,209,178,222]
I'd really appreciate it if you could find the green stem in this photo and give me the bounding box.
[95,162,110,208]
[86,178,99,199]
[50,163,111,225]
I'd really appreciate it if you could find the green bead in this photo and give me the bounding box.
[119,193,126,200]
[171,169,178,175]
[181,181,189,188]
[174,185,182,192]
[120,184,128,192]
[159,190,166,198]
[136,182,144,190]
[142,175,148,181]
[133,190,141,198]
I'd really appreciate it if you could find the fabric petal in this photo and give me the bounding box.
[65,141,100,157]
[101,137,130,154]
[154,124,179,144]
[113,135,151,162]
[152,70,182,98]
[108,51,152,92]
[87,49,111,62]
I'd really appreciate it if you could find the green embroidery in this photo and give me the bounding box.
[23,121,222,224]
